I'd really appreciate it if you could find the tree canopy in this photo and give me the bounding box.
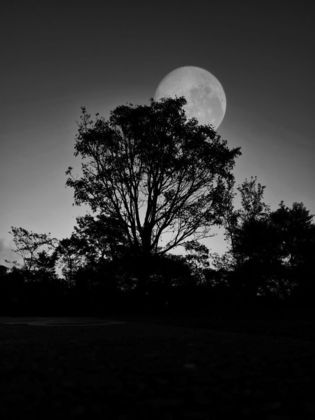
[9,227,58,280]
[66,97,240,257]
[218,177,315,298]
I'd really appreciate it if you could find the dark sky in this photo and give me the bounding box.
[1,0,314,262]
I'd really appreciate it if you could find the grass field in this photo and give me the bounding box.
[1,317,315,419]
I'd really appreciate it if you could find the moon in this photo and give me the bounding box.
[154,66,226,130]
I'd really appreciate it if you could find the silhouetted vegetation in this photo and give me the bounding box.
[1,99,315,317]
[66,97,240,256]
[213,177,315,307]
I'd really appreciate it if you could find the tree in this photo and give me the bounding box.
[66,97,240,257]
[271,201,314,268]
[184,240,210,281]
[56,235,87,283]
[217,177,273,297]
[224,176,270,264]
[9,227,58,280]
[73,214,128,262]
[223,193,315,299]
[56,214,127,283]
[270,202,315,298]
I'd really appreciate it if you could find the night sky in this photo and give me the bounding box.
[1,0,314,263]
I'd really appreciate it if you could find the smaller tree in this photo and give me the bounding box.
[223,195,315,299]
[73,214,128,262]
[56,214,128,284]
[271,201,314,268]
[224,176,270,262]
[9,227,58,281]
[184,240,210,282]
[217,177,273,297]
[270,202,315,298]
[56,235,87,284]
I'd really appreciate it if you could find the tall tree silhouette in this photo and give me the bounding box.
[213,177,273,297]
[67,97,240,256]
[224,177,270,264]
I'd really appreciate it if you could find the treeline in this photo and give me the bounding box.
[1,98,314,317]
[1,179,314,316]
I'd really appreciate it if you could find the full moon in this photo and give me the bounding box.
[154,66,226,130]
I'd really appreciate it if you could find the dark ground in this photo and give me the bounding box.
[1,316,315,419]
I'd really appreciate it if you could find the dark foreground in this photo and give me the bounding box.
[1,317,315,419]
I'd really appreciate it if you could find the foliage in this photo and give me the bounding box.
[56,235,87,283]
[270,201,314,269]
[9,227,58,281]
[210,177,271,285]
[5,100,315,314]
[224,177,270,260]
[221,181,315,298]
[184,240,210,281]
[56,213,129,282]
[66,97,240,257]
[74,214,128,261]
[104,253,195,296]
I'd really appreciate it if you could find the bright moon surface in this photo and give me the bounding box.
[154,66,226,129]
